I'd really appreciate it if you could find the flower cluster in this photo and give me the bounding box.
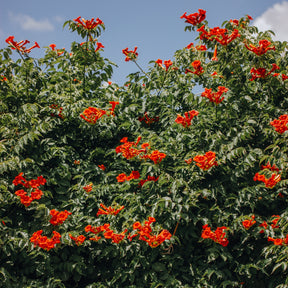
[258,215,280,233]
[49,209,72,225]
[96,203,124,217]
[244,39,275,56]
[247,215,281,235]
[253,172,281,189]
[80,107,106,124]
[6,36,40,54]
[270,215,280,229]
[193,151,218,171]
[185,43,207,51]
[30,230,61,250]
[122,46,138,61]
[115,136,143,159]
[13,173,46,207]
[180,9,206,26]
[268,235,288,246]
[73,16,103,30]
[49,44,65,56]
[80,102,119,124]
[141,150,167,164]
[138,112,159,125]
[138,175,159,187]
[155,59,173,71]
[116,171,140,182]
[250,63,279,81]
[129,217,172,248]
[242,215,256,229]
[185,60,204,75]
[261,162,280,172]
[201,224,229,247]
[115,137,166,164]
[270,115,288,134]
[197,25,240,45]
[69,234,86,245]
[201,86,229,104]
[175,110,199,127]
[85,224,127,244]
[83,183,93,193]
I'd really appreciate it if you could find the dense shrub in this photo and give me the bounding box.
[1,11,288,288]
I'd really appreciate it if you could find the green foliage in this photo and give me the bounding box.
[1,13,288,288]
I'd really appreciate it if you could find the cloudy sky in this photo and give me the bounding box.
[1,0,287,84]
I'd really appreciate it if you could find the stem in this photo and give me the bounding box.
[132,59,151,80]
[173,216,181,236]
[17,51,29,98]
[82,36,89,97]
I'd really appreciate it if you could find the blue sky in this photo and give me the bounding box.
[1,0,287,84]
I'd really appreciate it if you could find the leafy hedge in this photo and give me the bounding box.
[1,10,288,288]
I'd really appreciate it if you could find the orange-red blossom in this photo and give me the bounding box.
[261,162,280,172]
[13,172,46,188]
[175,110,199,127]
[6,36,40,54]
[49,209,72,225]
[138,175,159,187]
[30,230,61,250]
[197,25,240,45]
[115,136,143,160]
[116,171,140,182]
[115,136,166,164]
[108,101,119,116]
[49,44,65,56]
[268,236,288,246]
[98,164,106,171]
[95,42,104,52]
[193,151,218,171]
[129,217,172,248]
[73,16,103,30]
[69,234,86,245]
[141,150,166,164]
[85,223,127,244]
[186,43,208,51]
[80,107,106,124]
[96,203,124,217]
[80,102,119,124]
[83,183,93,193]
[245,39,275,56]
[122,46,138,61]
[250,63,279,81]
[13,173,46,207]
[185,60,204,76]
[201,86,229,104]
[155,59,173,71]
[201,224,229,247]
[180,9,206,26]
[242,215,256,229]
[270,114,288,134]
[253,172,281,189]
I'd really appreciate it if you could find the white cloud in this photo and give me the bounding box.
[253,1,288,42]
[9,12,54,31]
[54,16,64,24]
